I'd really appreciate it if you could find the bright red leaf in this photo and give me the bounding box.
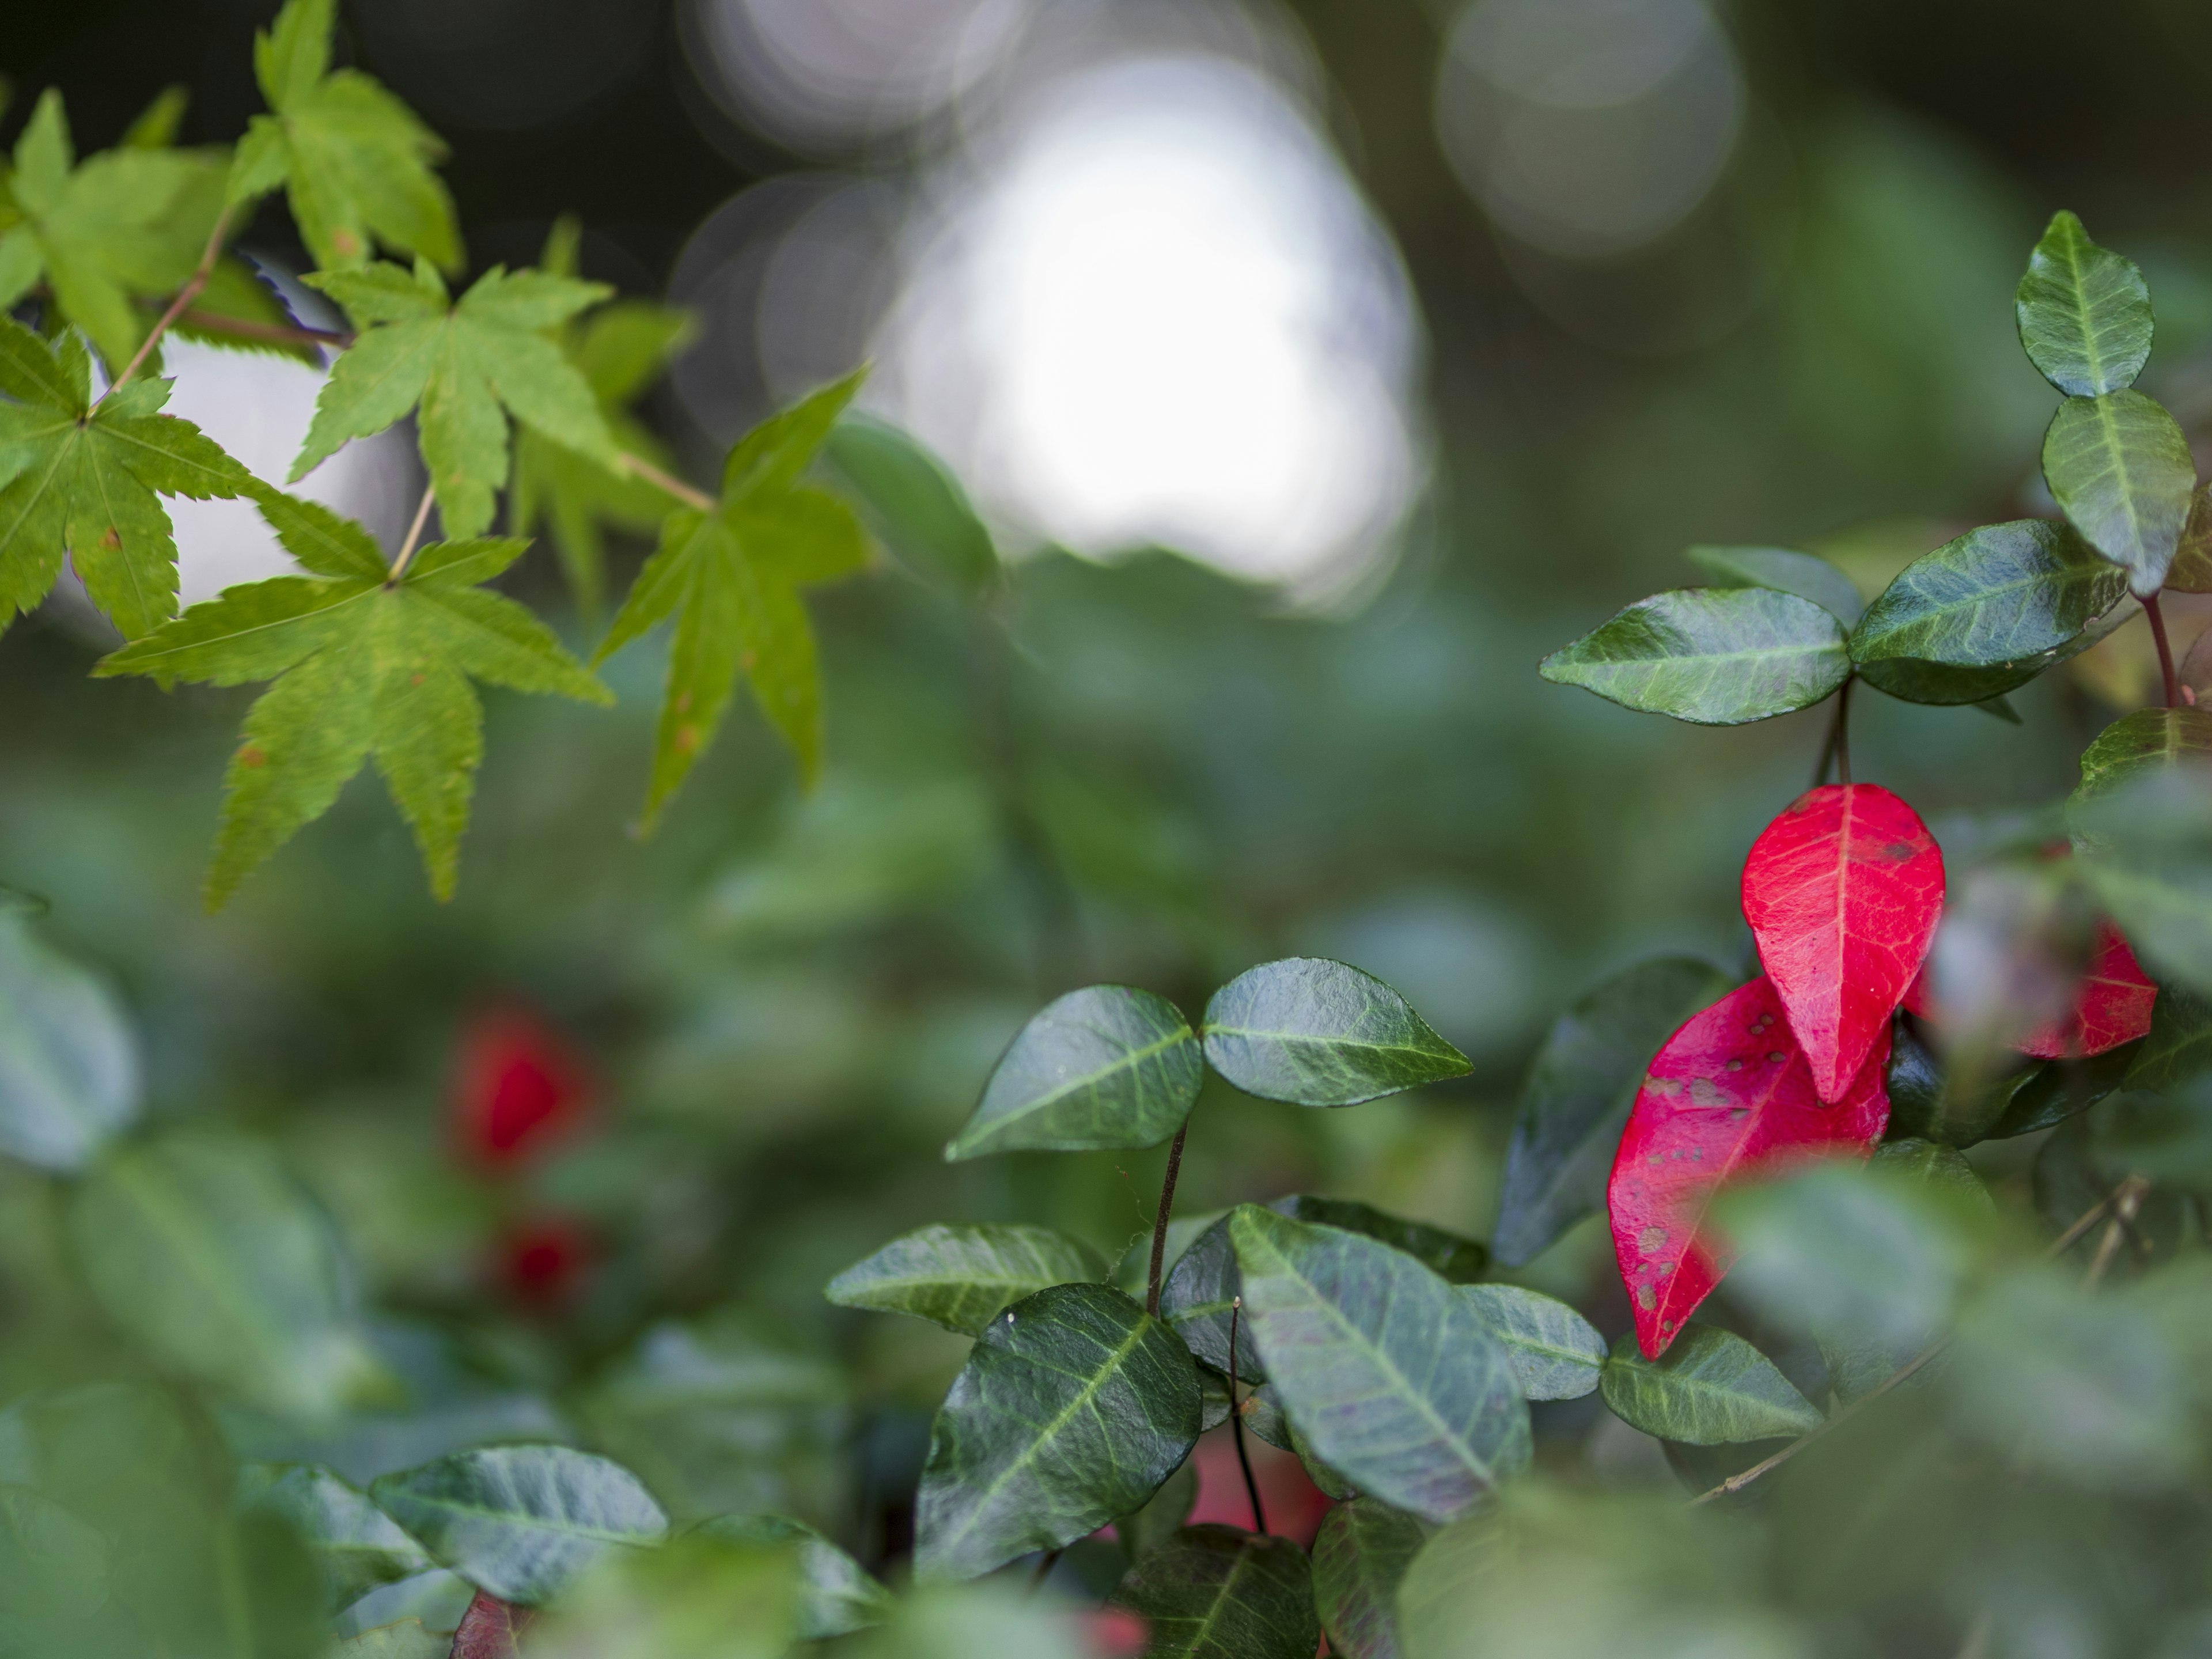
[454,1006,592,1166]
[1908,921,2156,1059]
[1609,975,1891,1358]
[1740,783,1944,1102]
[451,1591,533,1659]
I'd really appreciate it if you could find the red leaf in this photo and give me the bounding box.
[1903,921,2154,1059]
[454,1007,592,1167]
[1741,784,1944,1102]
[1608,976,1891,1358]
[450,1590,534,1659]
[498,1215,593,1306]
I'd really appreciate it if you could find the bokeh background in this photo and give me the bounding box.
[5,0,2210,1574]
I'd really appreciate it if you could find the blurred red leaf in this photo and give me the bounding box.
[1904,919,2154,1059]
[1186,1426,1330,1546]
[1741,783,1944,1101]
[451,1590,532,1658]
[499,1215,592,1306]
[1084,1607,1150,1658]
[455,1007,592,1167]
[1609,975,1891,1358]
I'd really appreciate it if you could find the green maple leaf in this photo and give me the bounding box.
[0,315,252,638]
[596,370,873,829]
[0,90,225,372]
[290,259,620,542]
[94,490,613,907]
[226,0,461,274]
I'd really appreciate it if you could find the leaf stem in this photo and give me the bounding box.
[1227,1297,1268,1536]
[617,451,716,513]
[2084,1174,2149,1286]
[1145,1122,1190,1318]
[385,483,437,584]
[1832,674,1853,787]
[178,306,351,350]
[1027,1548,1062,1594]
[96,204,234,411]
[2145,592,2180,709]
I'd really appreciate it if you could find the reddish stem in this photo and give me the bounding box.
[2145,591,2180,709]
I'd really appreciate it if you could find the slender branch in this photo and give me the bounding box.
[2145,592,2180,710]
[1832,674,1854,787]
[385,483,437,584]
[1228,1298,1268,1536]
[2084,1175,2149,1287]
[1027,1548,1062,1594]
[1145,1123,1190,1318]
[616,450,715,513]
[178,306,350,350]
[97,205,235,410]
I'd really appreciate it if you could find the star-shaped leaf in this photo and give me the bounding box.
[0,315,252,638]
[596,370,872,828]
[290,259,619,541]
[0,90,225,372]
[226,0,461,274]
[94,490,612,907]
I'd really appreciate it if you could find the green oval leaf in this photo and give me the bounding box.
[1685,545,1865,626]
[1160,1212,1265,1383]
[2016,210,2153,397]
[1312,1498,1427,1659]
[1230,1205,1528,1524]
[1539,588,1850,725]
[946,986,1202,1160]
[238,1463,434,1611]
[1105,1525,1319,1659]
[690,1514,891,1639]
[68,1131,391,1418]
[0,915,139,1172]
[1202,959,1468,1107]
[913,1282,1200,1582]
[2073,708,2212,810]
[2042,390,2195,596]
[1494,956,1731,1266]
[367,1446,668,1606]
[824,1223,1107,1335]
[1457,1285,1605,1401]
[1851,520,2128,671]
[824,415,998,596]
[1596,1325,1822,1445]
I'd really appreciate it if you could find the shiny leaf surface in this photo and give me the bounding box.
[1685,544,1865,625]
[947,984,1202,1158]
[2015,210,2153,396]
[1458,1285,1605,1400]
[825,1223,1107,1335]
[1540,588,1850,725]
[1850,519,2127,672]
[1202,959,1469,1107]
[1597,1326,1823,1445]
[2041,389,2195,596]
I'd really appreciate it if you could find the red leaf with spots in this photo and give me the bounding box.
[451,1590,533,1659]
[1608,976,1891,1358]
[1741,783,1944,1101]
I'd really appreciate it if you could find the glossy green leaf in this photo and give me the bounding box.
[1987,1044,2136,1140]
[67,1131,391,1417]
[1458,1285,1605,1400]
[97,492,612,906]
[0,316,252,639]
[596,373,873,820]
[238,1463,433,1609]
[1202,959,1468,1107]
[1850,519,2128,672]
[1107,1525,1319,1659]
[2042,390,2196,596]
[526,1532,798,1659]
[1312,1498,1426,1659]
[1115,1456,1198,1563]
[825,1222,1107,1334]
[1540,588,1849,725]
[0,915,139,1172]
[368,1445,668,1606]
[825,414,999,595]
[2072,708,2212,809]
[1276,1196,1486,1283]
[2128,982,2212,1092]
[1685,544,1864,625]
[2016,210,2153,397]
[948,984,1200,1159]
[913,1282,1200,1582]
[1230,1205,1528,1524]
[234,0,461,272]
[1494,956,1732,1266]
[1597,1326,1821,1445]
[1855,654,2046,707]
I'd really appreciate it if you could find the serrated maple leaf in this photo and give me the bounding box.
[94,490,612,907]
[0,90,224,373]
[1741,783,1946,1102]
[289,259,619,542]
[595,370,872,828]
[225,0,461,274]
[1609,975,1892,1358]
[0,315,251,638]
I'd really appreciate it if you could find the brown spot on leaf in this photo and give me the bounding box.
[675,722,699,753]
[1638,1225,1666,1253]
[237,746,266,769]
[332,227,363,258]
[1636,1285,1656,1310]
[1688,1077,1721,1105]
[100,527,120,550]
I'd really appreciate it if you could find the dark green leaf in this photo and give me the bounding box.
[912,1282,1200,1582]
[1240,1386,1355,1499]
[2016,210,2153,397]
[238,1463,433,1610]
[2042,390,2195,596]
[2128,982,2212,1092]
[825,414,999,596]
[1988,1043,2136,1138]
[1458,1285,1605,1400]
[825,1222,1107,1334]
[2165,483,2212,591]
[691,1514,891,1638]
[1230,1206,1527,1524]
[1494,956,1731,1266]
[67,1131,392,1416]
[1114,1456,1197,1564]
[1685,545,1864,625]
[1597,1327,1822,1445]
[946,985,1202,1160]
[1539,588,1849,725]
[1106,1525,1319,1659]
[1857,654,2043,707]
[1883,1011,2058,1147]
[2072,707,2212,809]
[1203,959,1469,1107]
[1850,520,2128,671]
[368,1445,668,1605]
[1312,1499,1427,1659]
[1160,1212,1265,1382]
[0,915,139,1172]
[1274,1197,1486,1283]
